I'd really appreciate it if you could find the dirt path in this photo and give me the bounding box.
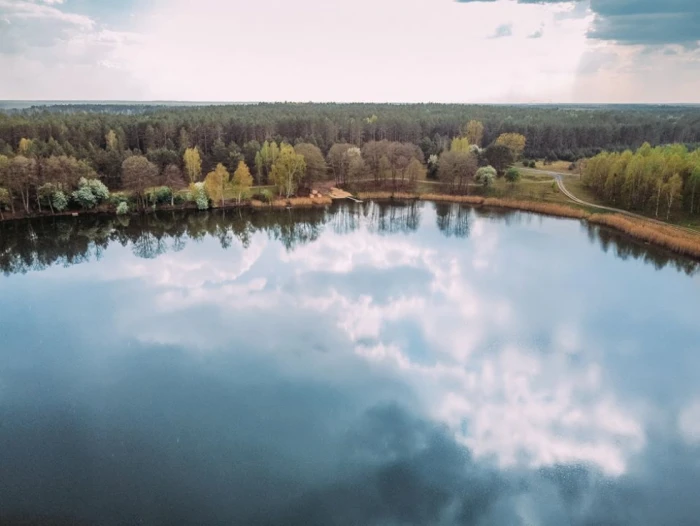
[524,169,700,236]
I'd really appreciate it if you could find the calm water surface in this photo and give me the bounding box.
[1,202,699,525]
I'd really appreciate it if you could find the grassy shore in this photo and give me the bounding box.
[355,190,700,260]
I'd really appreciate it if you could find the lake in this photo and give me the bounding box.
[1,201,700,526]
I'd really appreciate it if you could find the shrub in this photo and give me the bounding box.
[72,184,97,209]
[173,190,188,205]
[52,190,68,212]
[505,167,521,183]
[71,177,110,210]
[116,201,129,215]
[260,189,273,203]
[147,186,172,205]
[109,192,132,206]
[475,166,497,188]
[88,178,110,201]
[0,188,9,214]
[191,182,209,210]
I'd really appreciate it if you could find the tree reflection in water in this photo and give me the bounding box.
[0,202,697,276]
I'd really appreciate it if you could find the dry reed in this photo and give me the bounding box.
[288,196,332,206]
[358,191,700,259]
[588,214,700,259]
[250,196,332,208]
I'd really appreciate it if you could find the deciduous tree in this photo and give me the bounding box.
[484,144,515,175]
[105,129,119,151]
[294,143,327,189]
[0,154,14,213]
[162,164,185,205]
[689,166,700,214]
[666,173,682,220]
[18,138,33,156]
[328,143,355,185]
[183,147,202,183]
[463,120,484,147]
[231,161,253,203]
[122,155,159,209]
[271,144,306,198]
[450,137,471,153]
[9,155,38,213]
[0,187,10,219]
[254,151,264,185]
[438,150,478,194]
[204,163,229,208]
[495,133,526,157]
[405,158,426,187]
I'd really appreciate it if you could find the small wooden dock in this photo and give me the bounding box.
[329,187,363,203]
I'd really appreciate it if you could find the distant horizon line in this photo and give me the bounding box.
[2,100,700,106]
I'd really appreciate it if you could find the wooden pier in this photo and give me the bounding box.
[328,187,363,203]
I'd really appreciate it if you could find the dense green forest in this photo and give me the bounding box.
[582,143,700,219]
[3,103,700,219]
[3,103,700,164]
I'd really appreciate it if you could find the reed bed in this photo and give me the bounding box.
[419,194,485,205]
[250,196,332,208]
[356,190,700,259]
[588,214,700,259]
[289,196,332,206]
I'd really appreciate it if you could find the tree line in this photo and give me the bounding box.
[3,103,700,175]
[0,122,529,217]
[582,143,700,219]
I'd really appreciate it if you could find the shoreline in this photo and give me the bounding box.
[0,195,334,223]
[3,191,700,261]
[356,191,700,260]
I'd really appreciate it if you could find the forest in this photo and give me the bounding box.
[3,103,700,163]
[2,103,700,219]
[582,143,700,219]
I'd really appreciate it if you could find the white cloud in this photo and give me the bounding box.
[679,400,700,444]
[436,347,644,476]
[0,0,148,99]
[281,229,430,273]
[2,0,700,101]
[119,0,593,102]
[0,0,91,28]
[573,44,700,103]
[0,0,598,102]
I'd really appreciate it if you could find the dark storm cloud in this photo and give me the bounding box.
[456,0,700,45]
[589,12,700,45]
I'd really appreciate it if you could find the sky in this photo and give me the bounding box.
[0,0,699,103]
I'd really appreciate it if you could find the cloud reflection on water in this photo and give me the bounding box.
[57,204,654,477]
[2,202,700,525]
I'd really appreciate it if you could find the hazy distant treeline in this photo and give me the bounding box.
[3,103,700,166]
